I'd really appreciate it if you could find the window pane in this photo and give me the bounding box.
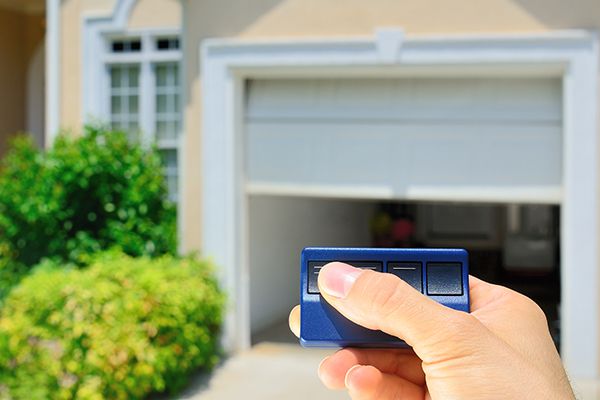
[157,94,167,113]
[111,68,122,88]
[155,62,181,202]
[128,67,139,87]
[156,121,167,138]
[173,68,179,86]
[155,63,180,141]
[173,93,180,113]
[112,41,125,53]
[156,65,167,87]
[130,40,142,52]
[111,96,122,114]
[160,150,178,202]
[167,175,178,202]
[157,37,180,51]
[111,39,142,53]
[129,96,138,114]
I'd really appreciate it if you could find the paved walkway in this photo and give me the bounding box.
[178,342,347,400]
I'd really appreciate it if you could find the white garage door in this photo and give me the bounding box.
[245,77,562,203]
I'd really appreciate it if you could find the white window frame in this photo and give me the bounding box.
[100,32,181,147]
[201,29,600,395]
[82,0,182,202]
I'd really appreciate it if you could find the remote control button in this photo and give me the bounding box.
[308,262,325,294]
[388,262,423,292]
[347,261,383,273]
[426,263,463,295]
[307,261,383,294]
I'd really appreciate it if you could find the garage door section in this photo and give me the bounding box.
[245,78,562,203]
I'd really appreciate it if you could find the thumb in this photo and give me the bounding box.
[318,262,481,360]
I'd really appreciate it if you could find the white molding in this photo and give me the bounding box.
[375,27,405,64]
[44,0,60,146]
[201,29,600,390]
[27,42,45,148]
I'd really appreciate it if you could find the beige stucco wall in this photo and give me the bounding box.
[60,0,117,133]
[0,7,44,156]
[180,0,600,253]
[128,0,180,29]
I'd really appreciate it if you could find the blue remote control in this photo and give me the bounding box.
[300,247,470,348]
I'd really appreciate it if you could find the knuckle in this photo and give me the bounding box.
[524,297,548,325]
[509,290,548,325]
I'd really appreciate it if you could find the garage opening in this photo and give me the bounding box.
[245,75,563,346]
[249,196,561,348]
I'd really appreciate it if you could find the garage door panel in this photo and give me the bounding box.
[247,122,561,186]
[246,78,562,203]
[247,78,562,124]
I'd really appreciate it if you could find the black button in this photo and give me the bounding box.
[426,263,463,295]
[388,262,423,292]
[307,261,383,294]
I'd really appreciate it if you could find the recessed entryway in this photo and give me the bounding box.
[248,196,561,348]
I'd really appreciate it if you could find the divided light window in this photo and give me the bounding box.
[156,63,180,201]
[110,65,140,135]
[111,38,142,53]
[156,37,180,51]
[106,34,181,203]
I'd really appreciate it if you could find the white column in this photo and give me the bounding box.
[45,0,61,147]
[561,36,600,398]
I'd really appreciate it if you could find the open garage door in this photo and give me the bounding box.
[245,77,562,203]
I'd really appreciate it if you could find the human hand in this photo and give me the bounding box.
[288,262,575,399]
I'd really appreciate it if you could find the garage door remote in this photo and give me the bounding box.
[300,247,470,348]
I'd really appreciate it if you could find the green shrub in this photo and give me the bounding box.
[0,125,176,268]
[0,252,224,400]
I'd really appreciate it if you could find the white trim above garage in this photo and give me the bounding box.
[200,29,599,393]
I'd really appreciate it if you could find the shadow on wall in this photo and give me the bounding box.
[181,0,285,101]
[514,0,600,29]
[0,6,44,156]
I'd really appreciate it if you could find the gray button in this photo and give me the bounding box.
[388,262,423,292]
[426,263,463,295]
[307,261,383,294]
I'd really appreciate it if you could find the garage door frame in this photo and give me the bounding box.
[200,29,599,388]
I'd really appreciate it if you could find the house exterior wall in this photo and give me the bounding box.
[0,8,44,155]
[178,0,600,253]
[128,0,180,29]
[60,0,117,133]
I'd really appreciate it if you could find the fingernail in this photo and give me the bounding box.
[344,365,362,389]
[317,356,329,381]
[319,262,364,298]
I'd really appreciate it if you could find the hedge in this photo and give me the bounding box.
[0,253,224,399]
[0,126,176,269]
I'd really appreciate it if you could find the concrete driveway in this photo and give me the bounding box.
[179,342,347,400]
